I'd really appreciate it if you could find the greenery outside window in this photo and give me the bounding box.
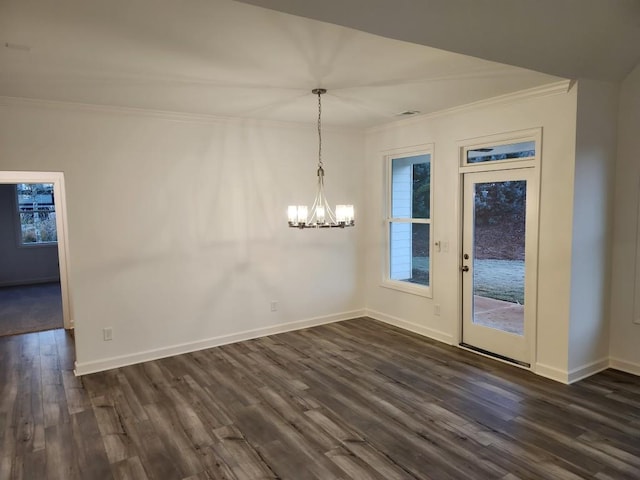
[386,150,432,295]
[16,183,57,245]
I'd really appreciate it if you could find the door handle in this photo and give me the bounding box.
[461,265,469,272]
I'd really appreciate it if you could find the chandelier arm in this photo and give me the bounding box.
[307,171,336,225]
[317,174,337,223]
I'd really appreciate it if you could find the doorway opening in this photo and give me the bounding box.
[459,131,540,367]
[0,172,73,338]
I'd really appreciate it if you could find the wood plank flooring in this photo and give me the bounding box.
[1,318,639,479]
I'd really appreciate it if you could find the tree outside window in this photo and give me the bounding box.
[16,183,57,245]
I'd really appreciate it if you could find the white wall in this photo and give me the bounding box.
[568,80,618,377]
[2,79,627,382]
[364,85,579,379]
[0,184,60,286]
[609,63,640,375]
[0,100,365,373]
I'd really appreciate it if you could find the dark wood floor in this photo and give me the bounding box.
[1,318,639,479]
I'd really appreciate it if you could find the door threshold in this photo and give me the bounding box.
[459,342,530,368]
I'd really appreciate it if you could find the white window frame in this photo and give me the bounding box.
[382,144,434,298]
[460,130,539,171]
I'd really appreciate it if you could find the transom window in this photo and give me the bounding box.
[386,150,432,295]
[16,183,57,245]
[465,140,535,165]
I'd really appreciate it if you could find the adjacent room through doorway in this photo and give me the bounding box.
[0,182,64,337]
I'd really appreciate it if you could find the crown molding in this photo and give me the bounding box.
[0,80,571,132]
[0,95,234,124]
[366,79,573,134]
[0,95,362,132]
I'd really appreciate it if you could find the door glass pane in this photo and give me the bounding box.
[472,180,525,335]
[390,222,430,286]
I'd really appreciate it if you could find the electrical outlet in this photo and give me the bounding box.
[434,304,441,316]
[270,301,278,312]
[103,327,113,341]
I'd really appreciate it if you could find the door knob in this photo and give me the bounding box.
[461,265,469,272]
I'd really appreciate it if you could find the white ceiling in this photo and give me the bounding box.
[0,0,566,127]
[238,0,640,82]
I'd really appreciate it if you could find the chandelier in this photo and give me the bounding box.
[288,89,355,229]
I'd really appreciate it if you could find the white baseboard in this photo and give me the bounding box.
[568,357,610,384]
[74,309,365,376]
[536,357,611,384]
[534,363,569,384]
[609,357,640,377]
[74,307,640,384]
[365,308,454,345]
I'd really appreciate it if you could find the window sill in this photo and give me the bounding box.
[18,242,58,249]
[380,280,432,298]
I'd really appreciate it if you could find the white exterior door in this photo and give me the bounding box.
[461,168,538,365]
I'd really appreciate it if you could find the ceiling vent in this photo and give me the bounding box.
[5,42,31,52]
[395,110,421,117]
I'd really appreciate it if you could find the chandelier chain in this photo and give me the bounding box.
[317,91,322,169]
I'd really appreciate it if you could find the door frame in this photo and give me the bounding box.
[0,171,74,330]
[455,128,542,368]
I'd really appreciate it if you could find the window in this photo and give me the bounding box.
[386,151,432,294]
[464,140,535,165]
[16,183,57,245]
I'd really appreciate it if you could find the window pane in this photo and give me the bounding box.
[467,141,535,164]
[391,154,430,219]
[16,183,57,244]
[390,222,430,286]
